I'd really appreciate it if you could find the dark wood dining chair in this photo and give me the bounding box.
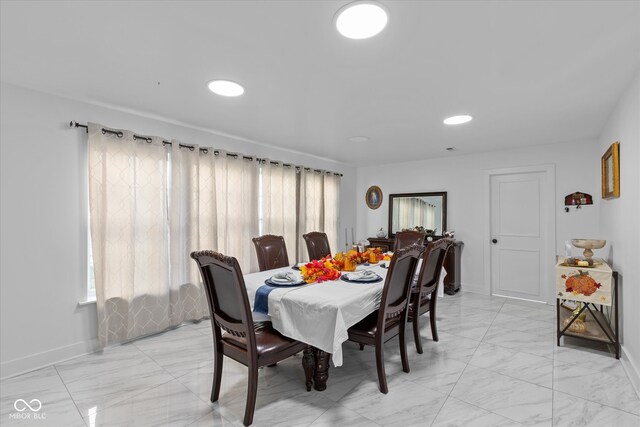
[190,250,308,426]
[347,244,423,394]
[252,234,290,272]
[408,238,453,353]
[393,230,426,252]
[302,231,331,261]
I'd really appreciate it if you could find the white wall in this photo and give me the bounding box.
[356,138,601,297]
[597,71,640,393]
[0,82,356,378]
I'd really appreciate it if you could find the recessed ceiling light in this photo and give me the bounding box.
[444,115,473,125]
[207,80,245,97]
[335,1,389,40]
[348,136,370,142]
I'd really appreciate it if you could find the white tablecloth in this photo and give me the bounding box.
[244,264,388,366]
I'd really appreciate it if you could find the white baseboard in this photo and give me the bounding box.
[459,283,487,295]
[1,338,99,380]
[621,345,640,400]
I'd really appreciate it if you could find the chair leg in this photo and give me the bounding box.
[359,343,365,351]
[399,324,410,373]
[211,350,224,402]
[244,364,258,426]
[375,342,388,394]
[412,314,423,354]
[430,307,439,342]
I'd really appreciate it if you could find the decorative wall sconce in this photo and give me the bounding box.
[564,192,593,212]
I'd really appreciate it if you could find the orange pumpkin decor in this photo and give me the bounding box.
[565,270,601,296]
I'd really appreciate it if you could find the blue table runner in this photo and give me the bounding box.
[253,285,276,315]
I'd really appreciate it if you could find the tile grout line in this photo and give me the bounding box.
[52,364,89,426]
[427,297,494,427]
[461,297,553,425]
[469,297,536,425]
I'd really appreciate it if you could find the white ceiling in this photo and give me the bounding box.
[2,1,639,165]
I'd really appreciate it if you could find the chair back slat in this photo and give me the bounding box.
[214,314,247,337]
[417,239,453,297]
[379,244,423,324]
[303,232,331,261]
[252,235,290,271]
[393,231,426,252]
[191,250,254,346]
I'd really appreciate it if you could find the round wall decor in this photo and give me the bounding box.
[366,186,383,209]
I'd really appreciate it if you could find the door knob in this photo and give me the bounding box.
[492,239,498,244]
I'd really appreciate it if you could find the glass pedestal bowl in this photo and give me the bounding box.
[571,239,606,261]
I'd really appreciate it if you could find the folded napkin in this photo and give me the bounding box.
[271,272,298,284]
[345,270,379,281]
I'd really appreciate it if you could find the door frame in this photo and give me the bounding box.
[483,164,556,305]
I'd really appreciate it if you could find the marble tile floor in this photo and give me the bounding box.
[2,292,639,427]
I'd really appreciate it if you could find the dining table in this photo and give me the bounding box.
[243,260,445,391]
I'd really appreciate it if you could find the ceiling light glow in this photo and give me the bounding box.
[335,1,388,39]
[444,115,473,125]
[207,80,245,97]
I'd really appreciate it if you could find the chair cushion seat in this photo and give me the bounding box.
[348,311,402,340]
[221,321,303,355]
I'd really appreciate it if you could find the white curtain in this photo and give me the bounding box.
[89,123,173,346]
[214,151,259,272]
[298,168,324,260]
[168,141,209,325]
[323,172,340,255]
[260,161,297,262]
[425,203,436,230]
[295,168,341,260]
[394,198,436,231]
[88,122,332,345]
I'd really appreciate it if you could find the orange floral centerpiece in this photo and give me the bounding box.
[363,247,383,264]
[333,250,364,271]
[300,257,341,283]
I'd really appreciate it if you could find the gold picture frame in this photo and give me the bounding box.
[365,186,383,209]
[601,141,620,199]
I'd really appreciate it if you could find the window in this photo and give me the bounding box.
[86,147,340,299]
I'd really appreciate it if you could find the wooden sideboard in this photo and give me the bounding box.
[367,237,464,295]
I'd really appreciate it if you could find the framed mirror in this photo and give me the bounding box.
[388,192,447,238]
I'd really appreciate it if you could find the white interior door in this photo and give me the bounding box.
[489,167,554,303]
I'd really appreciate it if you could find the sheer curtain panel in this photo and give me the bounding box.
[323,173,340,254]
[214,152,259,272]
[297,169,324,260]
[260,161,298,262]
[88,123,172,346]
[168,141,209,325]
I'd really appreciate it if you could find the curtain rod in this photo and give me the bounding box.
[70,121,342,176]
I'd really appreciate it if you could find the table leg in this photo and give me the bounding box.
[302,347,315,392]
[313,350,331,391]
